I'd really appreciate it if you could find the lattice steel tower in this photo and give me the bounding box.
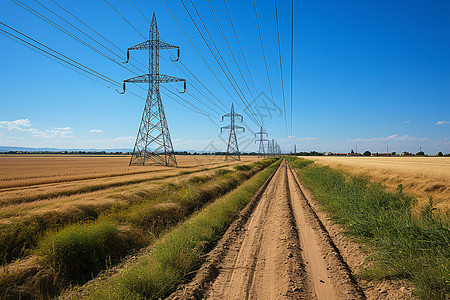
[221,103,245,161]
[119,13,186,167]
[255,126,269,157]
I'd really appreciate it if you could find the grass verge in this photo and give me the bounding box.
[87,159,281,299]
[291,157,449,300]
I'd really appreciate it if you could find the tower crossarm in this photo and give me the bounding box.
[124,74,184,83]
[221,125,245,133]
[127,40,179,51]
[124,40,179,63]
[221,113,243,122]
[120,74,186,93]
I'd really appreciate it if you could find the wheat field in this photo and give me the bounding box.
[303,156,450,212]
[0,155,259,223]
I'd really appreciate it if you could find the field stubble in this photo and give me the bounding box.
[0,156,259,262]
[0,155,270,299]
[303,156,450,212]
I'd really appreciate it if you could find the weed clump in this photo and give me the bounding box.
[234,164,252,171]
[38,220,145,282]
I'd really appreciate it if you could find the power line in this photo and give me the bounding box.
[222,0,268,121]
[0,22,117,86]
[223,0,258,96]
[49,0,147,71]
[129,0,151,24]
[162,0,239,112]
[186,0,263,127]
[13,0,143,78]
[101,0,225,118]
[172,59,226,113]
[0,23,150,104]
[252,0,276,114]
[180,0,263,128]
[185,90,221,115]
[208,0,269,132]
[290,0,294,141]
[0,30,116,91]
[0,22,214,119]
[103,0,146,39]
[126,0,226,114]
[161,86,211,118]
[274,0,287,134]
[41,0,217,118]
[207,0,259,115]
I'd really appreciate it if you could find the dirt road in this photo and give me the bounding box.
[171,159,365,299]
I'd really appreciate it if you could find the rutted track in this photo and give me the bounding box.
[171,159,365,299]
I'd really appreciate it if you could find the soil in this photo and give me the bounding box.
[169,159,416,299]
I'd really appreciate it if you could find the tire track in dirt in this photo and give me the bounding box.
[286,161,366,299]
[170,159,365,299]
[206,159,305,299]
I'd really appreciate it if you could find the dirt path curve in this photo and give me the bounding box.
[169,159,365,299]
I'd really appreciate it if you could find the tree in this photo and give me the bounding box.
[391,152,396,156]
[363,151,371,156]
[438,152,443,157]
[416,151,425,156]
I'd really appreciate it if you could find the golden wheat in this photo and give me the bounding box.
[0,155,258,189]
[0,156,259,223]
[304,156,450,212]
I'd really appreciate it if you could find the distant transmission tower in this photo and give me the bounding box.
[271,139,275,156]
[119,13,186,167]
[221,103,245,161]
[255,126,269,157]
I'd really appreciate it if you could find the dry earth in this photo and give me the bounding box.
[303,156,450,212]
[170,159,414,300]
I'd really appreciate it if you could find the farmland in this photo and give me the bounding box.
[0,155,268,298]
[0,156,448,299]
[303,156,450,212]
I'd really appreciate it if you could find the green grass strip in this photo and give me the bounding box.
[88,159,281,299]
[293,158,449,300]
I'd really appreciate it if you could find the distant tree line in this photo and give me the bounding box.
[2,150,448,156]
[0,151,261,156]
[292,151,324,156]
[0,151,131,155]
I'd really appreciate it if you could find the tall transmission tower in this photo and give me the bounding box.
[119,13,186,167]
[255,126,268,157]
[221,103,245,161]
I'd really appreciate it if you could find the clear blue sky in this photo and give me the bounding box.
[1,0,449,154]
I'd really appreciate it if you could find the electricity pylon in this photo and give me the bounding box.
[119,13,186,167]
[271,139,275,156]
[221,103,245,161]
[255,126,268,157]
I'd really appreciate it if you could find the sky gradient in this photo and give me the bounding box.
[1,0,449,154]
